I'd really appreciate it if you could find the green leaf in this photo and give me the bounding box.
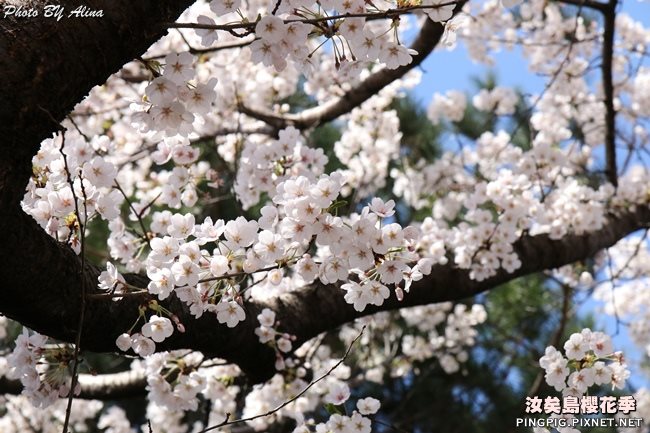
[324,403,345,415]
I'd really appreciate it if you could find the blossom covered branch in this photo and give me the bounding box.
[238,1,467,131]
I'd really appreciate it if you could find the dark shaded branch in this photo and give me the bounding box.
[602,0,618,186]
[266,206,650,349]
[0,209,276,382]
[0,0,272,383]
[3,196,647,385]
[0,0,194,205]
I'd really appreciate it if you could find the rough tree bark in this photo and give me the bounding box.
[0,0,282,382]
[0,0,648,390]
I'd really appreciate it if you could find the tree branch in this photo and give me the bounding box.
[265,206,650,349]
[167,3,461,31]
[5,203,647,386]
[239,2,467,131]
[0,369,146,400]
[554,0,609,12]
[601,0,618,186]
[0,0,194,205]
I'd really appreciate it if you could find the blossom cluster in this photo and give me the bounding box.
[136,53,218,137]
[186,0,524,77]
[5,330,78,408]
[197,0,441,74]
[400,303,487,373]
[537,329,632,433]
[234,126,328,209]
[292,397,380,433]
[23,134,122,253]
[0,394,102,433]
[540,330,627,393]
[334,92,402,198]
[331,302,487,387]
[112,160,458,352]
[255,308,296,370]
[141,351,239,413]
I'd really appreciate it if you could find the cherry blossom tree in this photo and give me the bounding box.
[1,0,650,431]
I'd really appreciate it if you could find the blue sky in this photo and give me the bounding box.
[405,0,650,388]
[413,0,649,96]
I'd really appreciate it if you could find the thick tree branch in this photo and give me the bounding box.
[0,0,464,385]
[0,208,277,382]
[0,0,269,382]
[0,0,197,205]
[556,0,619,187]
[2,202,648,385]
[265,206,650,348]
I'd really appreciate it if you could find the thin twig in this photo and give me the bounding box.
[605,248,623,334]
[370,417,412,433]
[59,130,89,433]
[65,115,91,144]
[87,290,150,299]
[88,262,302,299]
[144,37,257,61]
[609,229,649,281]
[526,283,572,398]
[166,2,461,31]
[114,180,151,247]
[196,326,366,433]
[272,0,283,15]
